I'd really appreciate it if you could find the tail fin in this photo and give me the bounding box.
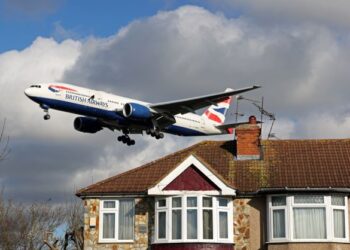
[202,88,233,125]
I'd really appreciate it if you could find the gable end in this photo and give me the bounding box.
[163,165,220,191]
[148,154,236,196]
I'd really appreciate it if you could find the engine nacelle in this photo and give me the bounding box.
[123,103,152,120]
[74,117,103,133]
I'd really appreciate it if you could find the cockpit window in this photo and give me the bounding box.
[30,85,41,88]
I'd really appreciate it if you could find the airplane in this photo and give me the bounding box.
[24,83,260,146]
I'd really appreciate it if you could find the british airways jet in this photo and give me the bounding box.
[24,83,260,146]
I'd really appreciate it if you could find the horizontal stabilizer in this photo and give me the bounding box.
[216,121,261,130]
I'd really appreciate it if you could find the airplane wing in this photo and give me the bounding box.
[150,85,260,115]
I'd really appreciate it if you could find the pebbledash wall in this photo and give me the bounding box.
[82,197,265,250]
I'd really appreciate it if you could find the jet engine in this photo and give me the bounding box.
[74,117,103,133]
[123,103,152,120]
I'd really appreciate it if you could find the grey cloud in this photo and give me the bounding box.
[1,138,99,202]
[209,0,350,30]
[0,133,199,202]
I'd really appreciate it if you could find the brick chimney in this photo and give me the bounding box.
[235,115,261,160]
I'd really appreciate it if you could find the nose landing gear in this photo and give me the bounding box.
[40,104,51,120]
[43,109,50,120]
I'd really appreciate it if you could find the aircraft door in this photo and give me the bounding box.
[88,92,103,116]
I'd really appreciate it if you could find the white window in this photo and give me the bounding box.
[172,197,182,240]
[187,197,198,239]
[155,195,233,243]
[157,198,167,240]
[271,196,287,240]
[218,198,229,240]
[268,194,349,243]
[202,197,213,240]
[99,199,135,243]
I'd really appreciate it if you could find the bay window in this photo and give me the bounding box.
[155,195,233,243]
[99,199,135,243]
[268,194,348,242]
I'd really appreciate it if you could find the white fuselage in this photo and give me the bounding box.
[24,83,225,136]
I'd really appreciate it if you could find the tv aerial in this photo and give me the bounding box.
[233,95,277,139]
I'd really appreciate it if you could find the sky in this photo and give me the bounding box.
[1,0,350,202]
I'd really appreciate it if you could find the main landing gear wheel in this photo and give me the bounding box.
[147,129,164,140]
[117,135,135,146]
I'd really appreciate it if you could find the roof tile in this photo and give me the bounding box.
[76,139,350,196]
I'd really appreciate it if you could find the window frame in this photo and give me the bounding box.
[269,196,288,242]
[268,194,349,243]
[154,195,233,244]
[99,199,135,243]
[186,196,198,240]
[218,199,230,241]
[156,198,168,241]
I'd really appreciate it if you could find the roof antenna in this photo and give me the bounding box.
[237,96,277,139]
[230,96,245,138]
[234,95,245,123]
[251,99,276,139]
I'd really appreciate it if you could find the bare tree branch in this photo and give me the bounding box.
[0,190,66,249]
[0,118,10,161]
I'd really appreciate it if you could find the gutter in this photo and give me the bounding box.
[77,187,350,199]
[76,192,147,199]
[237,187,350,197]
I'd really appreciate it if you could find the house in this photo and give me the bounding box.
[76,116,350,250]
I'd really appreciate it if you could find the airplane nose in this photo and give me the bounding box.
[24,88,32,97]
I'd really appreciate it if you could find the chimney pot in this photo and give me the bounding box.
[249,115,257,124]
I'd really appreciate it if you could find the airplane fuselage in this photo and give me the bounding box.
[24,83,224,137]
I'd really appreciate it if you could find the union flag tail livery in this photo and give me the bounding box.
[24,83,260,146]
[202,88,233,125]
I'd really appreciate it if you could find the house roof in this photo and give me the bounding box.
[76,139,350,197]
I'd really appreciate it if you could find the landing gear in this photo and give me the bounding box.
[117,135,135,146]
[146,129,164,140]
[40,104,51,120]
[43,109,50,120]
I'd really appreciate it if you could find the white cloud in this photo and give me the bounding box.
[69,136,201,191]
[300,113,350,139]
[261,118,296,140]
[0,37,81,139]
